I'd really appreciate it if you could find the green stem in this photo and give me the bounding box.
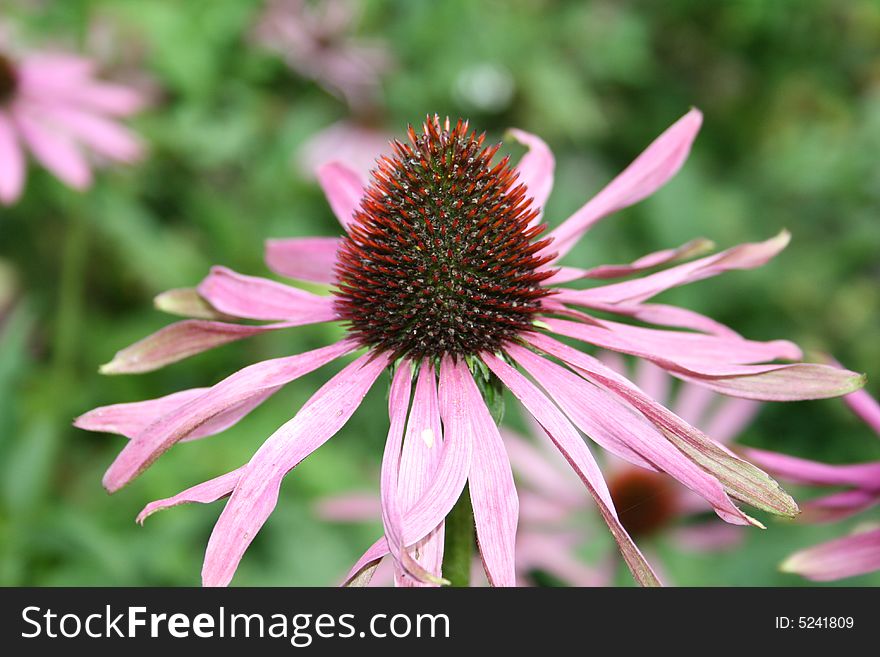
[442,485,475,587]
[53,213,89,380]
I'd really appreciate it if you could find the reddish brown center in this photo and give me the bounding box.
[334,116,555,359]
[0,54,18,104]
[608,469,678,538]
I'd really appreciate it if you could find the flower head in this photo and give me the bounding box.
[77,111,864,587]
[0,46,145,205]
[746,384,880,581]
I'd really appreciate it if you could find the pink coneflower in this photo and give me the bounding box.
[745,386,880,581]
[0,46,145,205]
[77,112,864,587]
[251,0,392,110]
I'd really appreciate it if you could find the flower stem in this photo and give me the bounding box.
[443,485,475,586]
[53,213,89,377]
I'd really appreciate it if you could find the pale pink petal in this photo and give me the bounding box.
[396,361,446,586]
[801,490,880,523]
[517,533,607,586]
[102,340,356,492]
[0,111,26,204]
[458,361,519,587]
[196,266,337,322]
[544,238,713,284]
[202,351,391,587]
[742,448,880,490]
[703,397,761,444]
[844,387,880,436]
[14,108,92,189]
[670,523,745,552]
[63,82,147,116]
[635,359,671,407]
[505,345,754,527]
[153,288,231,320]
[547,109,703,260]
[578,302,741,338]
[342,536,388,586]
[137,468,243,524]
[674,365,865,402]
[781,528,880,581]
[503,431,584,505]
[508,128,554,223]
[526,333,799,519]
[316,493,381,522]
[673,380,716,427]
[31,104,142,162]
[16,55,94,90]
[317,161,364,231]
[483,351,661,586]
[265,237,341,284]
[553,231,790,306]
[99,319,313,374]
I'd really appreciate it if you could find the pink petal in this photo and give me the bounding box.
[16,55,95,90]
[781,528,880,581]
[483,351,661,586]
[569,301,742,338]
[63,82,147,116]
[547,108,703,260]
[317,161,365,231]
[673,380,716,427]
[396,361,446,586]
[30,104,143,162]
[137,468,243,524]
[544,238,714,284]
[742,448,880,490]
[264,237,341,284]
[153,288,230,320]
[99,317,335,375]
[517,533,608,586]
[315,493,381,522]
[0,111,26,204]
[526,332,799,519]
[801,489,880,523]
[458,361,519,587]
[553,231,790,306]
[342,536,389,587]
[702,397,761,444]
[503,431,584,505]
[670,523,745,552]
[202,351,391,587]
[635,359,671,407]
[508,128,554,223]
[13,107,92,189]
[505,345,754,527]
[379,362,439,584]
[102,339,356,492]
[196,266,337,322]
[844,387,880,436]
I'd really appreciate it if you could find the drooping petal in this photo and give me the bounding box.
[505,345,754,526]
[100,318,327,375]
[196,266,337,322]
[634,359,671,407]
[458,360,519,587]
[0,111,26,204]
[507,128,554,223]
[13,108,92,189]
[102,339,356,492]
[317,161,364,231]
[742,448,880,490]
[315,493,381,522]
[153,288,230,320]
[202,351,391,587]
[396,361,446,586]
[547,108,703,260]
[342,536,389,587]
[567,301,741,338]
[502,431,583,506]
[553,231,790,306]
[483,352,661,586]
[527,333,799,519]
[517,533,608,586]
[800,489,880,523]
[264,237,341,284]
[137,468,243,524]
[781,528,880,581]
[544,238,713,284]
[844,387,880,436]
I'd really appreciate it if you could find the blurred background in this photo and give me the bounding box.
[0,0,878,586]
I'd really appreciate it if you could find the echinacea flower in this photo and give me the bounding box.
[0,46,145,205]
[77,111,864,587]
[319,355,761,586]
[745,385,880,581]
[251,0,392,110]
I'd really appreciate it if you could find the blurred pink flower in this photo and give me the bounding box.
[746,385,880,581]
[77,112,863,587]
[252,0,392,110]
[295,119,392,180]
[0,47,145,204]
